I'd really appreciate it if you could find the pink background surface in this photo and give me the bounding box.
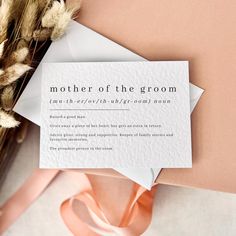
[72,0,236,193]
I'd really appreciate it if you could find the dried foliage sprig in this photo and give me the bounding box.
[0,0,13,43]
[21,1,39,42]
[1,85,14,111]
[0,109,20,128]
[41,0,80,40]
[0,63,32,86]
[0,0,80,127]
[0,0,80,183]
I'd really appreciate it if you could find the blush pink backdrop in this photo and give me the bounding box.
[67,0,236,193]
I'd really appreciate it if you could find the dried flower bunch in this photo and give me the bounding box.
[0,0,80,184]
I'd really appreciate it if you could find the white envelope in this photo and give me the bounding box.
[14,21,203,190]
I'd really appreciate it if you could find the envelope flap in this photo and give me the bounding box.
[66,21,143,62]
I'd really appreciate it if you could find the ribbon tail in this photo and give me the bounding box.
[0,169,59,234]
[61,175,158,236]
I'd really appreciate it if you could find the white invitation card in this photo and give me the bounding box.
[40,61,192,168]
[14,21,204,188]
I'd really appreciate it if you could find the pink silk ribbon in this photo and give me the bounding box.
[0,169,157,236]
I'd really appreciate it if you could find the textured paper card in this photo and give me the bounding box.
[40,61,191,168]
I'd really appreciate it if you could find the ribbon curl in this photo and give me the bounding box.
[0,170,157,236]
